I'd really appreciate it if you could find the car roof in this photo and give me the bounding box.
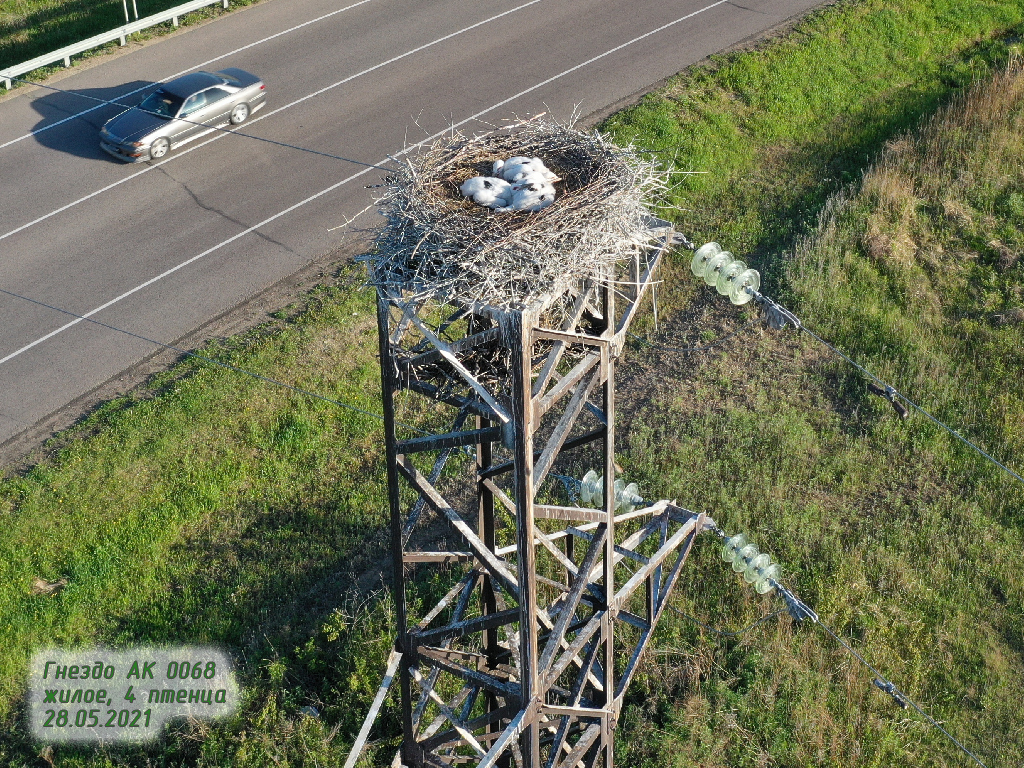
[161,72,225,98]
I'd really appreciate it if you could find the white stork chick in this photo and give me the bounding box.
[459,176,513,209]
[494,157,561,183]
[495,178,556,212]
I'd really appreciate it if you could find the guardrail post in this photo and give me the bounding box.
[172,16,179,26]
[63,56,71,67]
[222,0,229,8]
[2,78,10,90]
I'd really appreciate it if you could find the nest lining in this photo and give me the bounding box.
[364,118,669,310]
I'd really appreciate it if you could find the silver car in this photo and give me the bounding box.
[99,68,266,162]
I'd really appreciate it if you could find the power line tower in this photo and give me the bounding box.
[355,217,716,768]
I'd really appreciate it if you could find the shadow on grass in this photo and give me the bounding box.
[101,493,392,668]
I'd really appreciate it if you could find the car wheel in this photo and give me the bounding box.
[149,137,170,159]
[230,103,250,125]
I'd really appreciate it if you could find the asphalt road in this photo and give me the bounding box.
[0,0,826,451]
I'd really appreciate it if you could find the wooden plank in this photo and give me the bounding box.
[542,611,605,689]
[478,708,528,768]
[483,478,517,515]
[375,293,416,760]
[615,515,703,703]
[540,705,606,721]
[343,649,402,768]
[407,312,511,423]
[554,722,602,768]
[410,667,488,757]
[613,516,699,608]
[404,379,498,420]
[396,456,520,599]
[534,505,607,524]
[533,327,604,346]
[403,408,471,545]
[613,243,666,345]
[420,704,520,752]
[567,526,649,566]
[398,426,502,454]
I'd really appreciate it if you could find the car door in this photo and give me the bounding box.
[172,90,211,145]
[201,86,235,127]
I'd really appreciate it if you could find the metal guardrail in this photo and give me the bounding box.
[1,0,230,90]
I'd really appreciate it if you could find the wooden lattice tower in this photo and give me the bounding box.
[359,220,716,768]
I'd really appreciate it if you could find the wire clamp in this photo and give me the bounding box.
[775,583,818,623]
[873,678,910,709]
[867,382,910,420]
[753,292,802,331]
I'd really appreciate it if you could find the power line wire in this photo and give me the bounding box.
[11,76,394,171]
[752,291,1024,487]
[0,286,428,434]
[767,580,989,768]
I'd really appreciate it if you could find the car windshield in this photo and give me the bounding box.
[138,89,184,118]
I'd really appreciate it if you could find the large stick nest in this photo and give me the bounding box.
[364,118,670,309]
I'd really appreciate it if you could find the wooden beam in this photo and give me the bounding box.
[534,505,607,524]
[403,327,501,369]
[418,646,522,703]
[398,426,502,454]
[343,649,403,768]
[407,312,510,423]
[532,284,594,398]
[533,352,600,428]
[534,368,601,489]
[396,455,521,600]
[478,426,606,481]
[540,526,607,671]
[404,551,474,563]
[413,609,520,648]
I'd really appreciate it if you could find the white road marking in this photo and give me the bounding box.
[0,0,546,244]
[0,0,378,151]
[0,0,728,368]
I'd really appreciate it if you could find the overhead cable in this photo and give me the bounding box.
[712,524,989,768]
[0,287,427,435]
[11,76,394,171]
[771,579,989,768]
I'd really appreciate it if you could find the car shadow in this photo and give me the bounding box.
[28,80,158,161]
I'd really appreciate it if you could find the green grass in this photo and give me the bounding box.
[2,0,1024,765]
[0,0,262,75]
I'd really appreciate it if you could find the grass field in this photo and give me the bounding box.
[2,0,1024,766]
[0,0,258,75]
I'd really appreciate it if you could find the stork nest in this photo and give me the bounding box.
[364,118,670,310]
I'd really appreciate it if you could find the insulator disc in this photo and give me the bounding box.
[580,470,602,506]
[691,242,722,277]
[623,482,641,504]
[716,260,747,296]
[744,553,772,583]
[703,252,733,286]
[754,563,781,594]
[733,544,758,572]
[729,268,761,305]
[721,533,747,562]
